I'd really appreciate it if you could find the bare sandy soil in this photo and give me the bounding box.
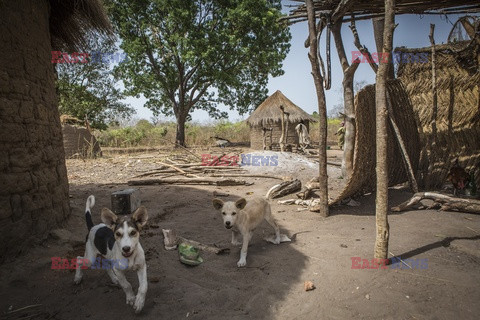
[1,148,480,320]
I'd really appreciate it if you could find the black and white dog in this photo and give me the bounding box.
[74,195,148,313]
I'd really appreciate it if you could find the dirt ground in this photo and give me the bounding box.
[1,148,480,320]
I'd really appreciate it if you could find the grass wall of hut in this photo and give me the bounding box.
[396,41,480,189]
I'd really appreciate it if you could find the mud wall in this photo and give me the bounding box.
[0,0,70,262]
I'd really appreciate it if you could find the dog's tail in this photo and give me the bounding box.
[85,195,95,231]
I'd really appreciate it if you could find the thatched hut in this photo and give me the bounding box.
[246,90,316,150]
[396,40,480,189]
[0,0,111,261]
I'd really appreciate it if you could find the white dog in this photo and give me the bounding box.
[212,197,281,267]
[74,195,148,313]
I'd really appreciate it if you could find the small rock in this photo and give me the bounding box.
[304,281,316,291]
[406,295,410,299]
[340,244,348,248]
[150,277,160,283]
[365,294,370,300]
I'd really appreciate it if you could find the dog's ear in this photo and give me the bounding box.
[101,208,118,228]
[235,198,247,210]
[212,198,224,210]
[132,206,148,229]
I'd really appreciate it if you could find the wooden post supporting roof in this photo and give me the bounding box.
[374,0,395,261]
[306,0,329,217]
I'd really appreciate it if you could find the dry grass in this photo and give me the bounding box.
[96,118,342,148]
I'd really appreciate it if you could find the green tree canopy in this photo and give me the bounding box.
[56,37,135,130]
[106,0,291,145]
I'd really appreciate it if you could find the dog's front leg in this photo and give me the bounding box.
[231,230,242,245]
[237,232,252,267]
[115,269,135,306]
[133,264,147,313]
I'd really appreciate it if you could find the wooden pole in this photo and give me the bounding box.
[285,111,290,149]
[373,17,395,79]
[279,105,286,152]
[374,0,395,261]
[306,0,329,217]
[269,127,273,149]
[262,127,267,150]
[386,92,419,192]
[427,24,438,189]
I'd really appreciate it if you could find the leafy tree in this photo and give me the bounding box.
[106,0,291,146]
[56,38,135,130]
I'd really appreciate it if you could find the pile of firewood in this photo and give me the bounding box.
[127,152,286,187]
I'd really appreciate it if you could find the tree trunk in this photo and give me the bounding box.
[306,0,329,217]
[374,0,395,260]
[332,22,357,179]
[342,78,356,179]
[373,17,395,79]
[332,21,359,179]
[175,113,187,147]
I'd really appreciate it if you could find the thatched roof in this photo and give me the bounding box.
[49,0,113,51]
[246,90,316,127]
[395,40,479,75]
[286,0,480,24]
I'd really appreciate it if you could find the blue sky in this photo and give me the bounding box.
[126,3,472,123]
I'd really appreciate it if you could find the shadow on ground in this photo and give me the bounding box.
[329,188,416,216]
[0,183,307,319]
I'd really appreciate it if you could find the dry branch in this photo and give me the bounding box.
[213,191,229,197]
[162,161,203,167]
[266,179,302,199]
[391,192,480,214]
[209,173,283,180]
[350,17,378,73]
[128,178,251,186]
[157,161,200,178]
[386,91,419,193]
[296,177,321,199]
[189,166,241,170]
